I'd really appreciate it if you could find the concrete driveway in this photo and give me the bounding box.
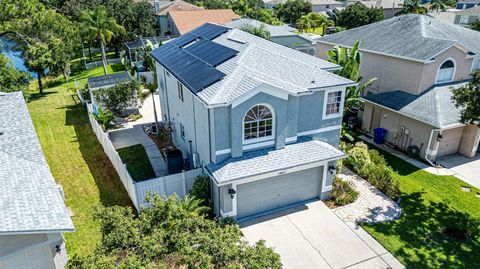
[241,201,404,269]
[437,154,480,189]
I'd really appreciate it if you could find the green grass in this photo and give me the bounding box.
[360,142,480,268]
[297,27,324,35]
[118,144,156,181]
[27,61,131,257]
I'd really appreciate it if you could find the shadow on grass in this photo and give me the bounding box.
[362,192,480,269]
[64,96,133,209]
[28,91,58,102]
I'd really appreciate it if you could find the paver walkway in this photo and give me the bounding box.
[333,169,402,223]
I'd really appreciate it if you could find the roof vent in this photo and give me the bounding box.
[0,131,4,136]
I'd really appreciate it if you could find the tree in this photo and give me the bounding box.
[296,15,311,32]
[144,40,161,136]
[93,81,139,116]
[0,54,32,99]
[429,0,448,12]
[471,19,480,31]
[0,0,80,93]
[305,12,334,35]
[336,4,384,29]
[274,0,312,24]
[67,194,282,268]
[451,70,480,127]
[246,7,284,25]
[241,23,272,39]
[80,6,125,75]
[396,0,428,15]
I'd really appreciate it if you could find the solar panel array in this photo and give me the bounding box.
[87,71,133,89]
[150,23,238,93]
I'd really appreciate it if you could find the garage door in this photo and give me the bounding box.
[236,167,322,219]
[437,127,464,157]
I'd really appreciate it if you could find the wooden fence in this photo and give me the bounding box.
[86,104,203,211]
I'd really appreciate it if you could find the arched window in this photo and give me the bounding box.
[436,60,455,83]
[244,105,274,141]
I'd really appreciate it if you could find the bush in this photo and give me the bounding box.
[93,81,139,116]
[190,175,211,207]
[329,177,359,206]
[345,142,400,200]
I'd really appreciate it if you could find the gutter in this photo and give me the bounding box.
[0,228,75,236]
[425,128,441,166]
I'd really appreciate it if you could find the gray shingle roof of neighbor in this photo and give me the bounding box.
[207,138,346,184]
[226,18,312,40]
[362,81,468,128]
[87,71,133,90]
[317,14,480,61]
[0,91,74,234]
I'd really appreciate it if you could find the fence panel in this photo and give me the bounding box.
[86,104,204,211]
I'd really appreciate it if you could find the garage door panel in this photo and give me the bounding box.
[237,167,322,219]
[438,127,463,157]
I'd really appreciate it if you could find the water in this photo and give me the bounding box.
[0,37,38,78]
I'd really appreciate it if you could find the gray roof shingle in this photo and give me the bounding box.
[318,14,480,61]
[196,27,355,106]
[87,71,133,89]
[0,92,74,234]
[207,138,345,184]
[362,81,468,128]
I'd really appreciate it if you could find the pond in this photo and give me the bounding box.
[1,37,38,78]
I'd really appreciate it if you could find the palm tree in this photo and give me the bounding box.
[177,195,208,216]
[296,15,311,33]
[396,0,428,15]
[429,0,448,12]
[80,6,125,75]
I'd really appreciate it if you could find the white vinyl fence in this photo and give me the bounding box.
[86,104,203,211]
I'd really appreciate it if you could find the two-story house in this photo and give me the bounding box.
[454,6,480,27]
[316,15,480,163]
[151,23,355,220]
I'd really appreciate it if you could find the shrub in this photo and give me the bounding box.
[367,164,400,200]
[93,81,139,116]
[369,149,387,166]
[190,175,211,208]
[329,177,359,206]
[346,142,371,177]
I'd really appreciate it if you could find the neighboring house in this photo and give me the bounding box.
[316,15,480,163]
[351,0,404,18]
[167,9,240,35]
[454,6,480,26]
[311,0,344,12]
[151,23,355,220]
[0,91,74,269]
[427,11,457,24]
[456,0,480,10]
[227,18,316,55]
[88,72,138,116]
[156,0,205,35]
[263,0,287,9]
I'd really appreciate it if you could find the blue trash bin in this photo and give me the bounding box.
[373,128,387,144]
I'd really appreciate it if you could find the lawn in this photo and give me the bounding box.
[361,142,480,268]
[27,61,132,257]
[118,144,156,181]
[297,27,324,35]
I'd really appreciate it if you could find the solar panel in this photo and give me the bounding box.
[170,33,197,47]
[189,23,230,40]
[150,44,226,93]
[185,39,238,66]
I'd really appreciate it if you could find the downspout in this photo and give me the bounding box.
[425,128,441,166]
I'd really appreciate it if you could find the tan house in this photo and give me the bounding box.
[350,0,404,18]
[316,15,480,163]
[167,9,240,35]
[156,0,205,35]
[454,6,480,26]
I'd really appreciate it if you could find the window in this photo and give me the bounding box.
[325,91,342,116]
[436,59,455,83]
[177,81,184,102]
[472,58,480,72]
[460,15,469,24]
[180,123,185,141]
[243,105,273,142]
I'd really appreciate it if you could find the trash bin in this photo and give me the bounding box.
[373,128,387,144]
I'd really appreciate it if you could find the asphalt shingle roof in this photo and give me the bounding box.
[0,91,74,234]
[227,18,311,40]
[362,82,468,128]
[207,138,346,184]
[87,71,133,90]
[318,14,480,61]
[193,26,354,106]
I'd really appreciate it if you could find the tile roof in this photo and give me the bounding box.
[0,92,74,234]
[318,14,480,61]
[156,0,204,15]
[87,71,133,90]
[169,9,240,35]
[357,0,403,9]
[362,81,468,128]
[207,138,345,184]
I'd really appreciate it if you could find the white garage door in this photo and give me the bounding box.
[437,127,464,157]
[0,244,54,269]
[236,167,322,219]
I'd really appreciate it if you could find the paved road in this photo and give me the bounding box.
[241,201,405,269]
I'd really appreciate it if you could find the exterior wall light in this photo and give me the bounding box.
[228,188,236,199]
[328,165,336,175]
